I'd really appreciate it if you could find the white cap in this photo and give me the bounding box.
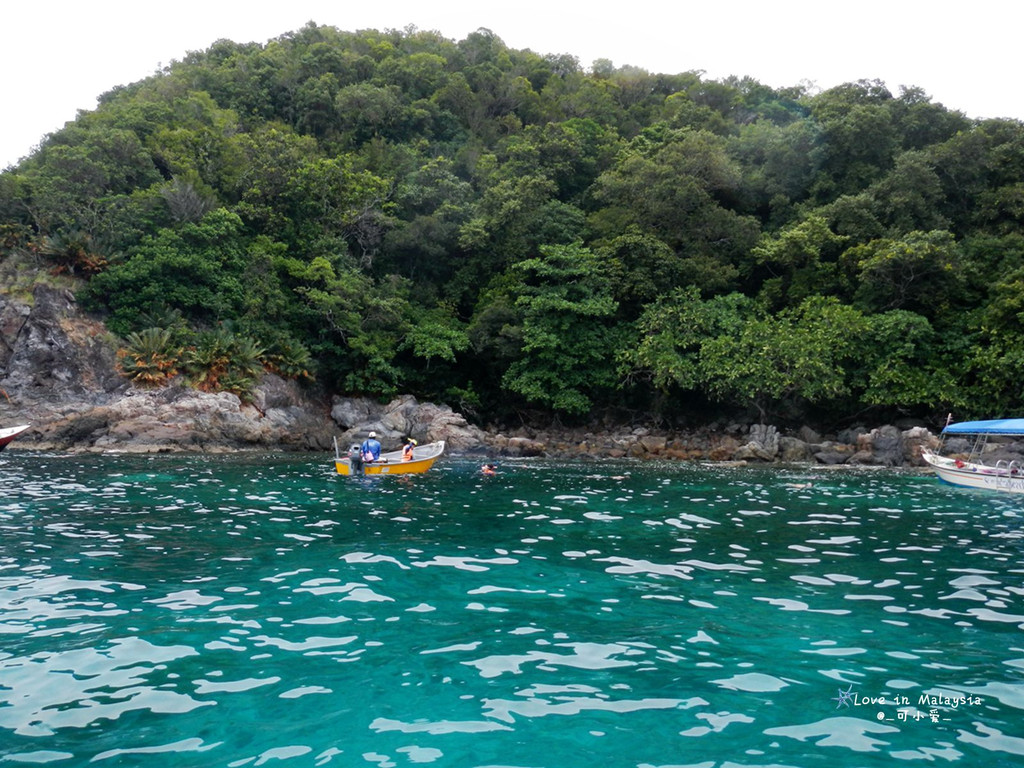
[368,431,377,438]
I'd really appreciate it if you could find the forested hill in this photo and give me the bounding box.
[2,23,1022,430]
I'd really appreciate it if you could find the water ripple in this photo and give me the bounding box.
[1,454,1022,764]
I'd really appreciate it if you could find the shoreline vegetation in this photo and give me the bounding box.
[0,286,945,466]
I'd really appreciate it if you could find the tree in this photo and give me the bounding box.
[455,174,566,307]
[749,214,847,310]
[495,118,621,203]
[621,286,753,394]
[274,250,412,396]
[9,22,1024,426]
[589,127,759,295]
[334,83,407,144]
[374,52,449,100]
[699,297,867,420]
[844,230,963,315]
[81,208,254,334]
[116,327,181,387]
[809,80,900,199]
[498,243,620,416]
[379,156,474,290]
[864,151,949,235]
[729,117,822,217]
[962,265,1024,412]
[232,125,321,237]
[852,310,958,411]
[22,126,161,240]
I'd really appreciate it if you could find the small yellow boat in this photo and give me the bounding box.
[334,438,446,476]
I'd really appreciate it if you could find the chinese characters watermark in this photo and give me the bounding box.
[829,684,983,723]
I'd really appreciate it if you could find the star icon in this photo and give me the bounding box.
[831,684,856,709]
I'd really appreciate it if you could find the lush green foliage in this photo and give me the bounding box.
[2,22,1022,427]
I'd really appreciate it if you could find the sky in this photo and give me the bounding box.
[3,0,1022,168]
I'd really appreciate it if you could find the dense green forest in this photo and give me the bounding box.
[2,23,1023,429]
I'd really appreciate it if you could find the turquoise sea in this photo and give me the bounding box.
[1,451,1023,767]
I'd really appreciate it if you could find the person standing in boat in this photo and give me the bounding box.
[361,431,382,463]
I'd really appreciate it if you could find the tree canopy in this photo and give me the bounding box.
[2,22,1020,428]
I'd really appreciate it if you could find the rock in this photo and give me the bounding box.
[708,435,741,461]
[840,424,907,466]
[627,441,646,458]
[902,426,937,466]
[0,272,951,463]
[34,410,113,448]
[846,449,876,465]
[638,435,668,454]
[9,367,337,453]
[869,425,906,466]
[330,395,490,453]
[815,450,851,465]
[798,426,822,444]
[506,436,545,457]
[779,436,813,463]
[0,285,121,404]
[837,426,867,445]
[330,397,377,430]
[944,437,972,455]
[380,395,419,436]
[733,423,780,461]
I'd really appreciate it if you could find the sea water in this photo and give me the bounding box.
[0,452,1022,767]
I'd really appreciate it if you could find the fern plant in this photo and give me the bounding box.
[116,327,181,387]
[185,327,265,398]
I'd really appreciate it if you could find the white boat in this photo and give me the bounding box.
[921,418,1024,494]
[0,424,30,452]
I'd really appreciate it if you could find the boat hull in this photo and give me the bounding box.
[0,425,30,452]
[922,448,1024,494]
[335,440,445,476]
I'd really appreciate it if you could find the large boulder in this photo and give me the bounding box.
[331,395,489,452]
[902,426,938,466]
[870,425,906,466]
[779,436,814,463]
[733,424,780,461]
[847,424,906,466]
[814,442,855,465]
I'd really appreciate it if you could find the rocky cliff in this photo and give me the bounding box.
[0,284,492,454]
[0,284,337,452]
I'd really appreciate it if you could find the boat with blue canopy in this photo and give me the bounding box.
[921,418,1024,493]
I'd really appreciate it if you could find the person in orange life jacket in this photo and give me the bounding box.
[361,431,382,462]
[402,438,417,461]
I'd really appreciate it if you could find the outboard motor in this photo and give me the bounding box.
[348,444,364,473]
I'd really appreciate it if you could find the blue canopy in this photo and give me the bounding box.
[943,418,1024,435]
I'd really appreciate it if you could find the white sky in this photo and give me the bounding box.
[3,0,1021,169]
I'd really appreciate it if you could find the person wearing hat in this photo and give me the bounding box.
[361,431,382,463]
[402,437,417,461]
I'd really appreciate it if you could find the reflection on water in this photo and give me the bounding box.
[1,452,1023,765]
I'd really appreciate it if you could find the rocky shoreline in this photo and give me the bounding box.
[331,396,940,467]
[6,384,941,468]
[1,283,941,466]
